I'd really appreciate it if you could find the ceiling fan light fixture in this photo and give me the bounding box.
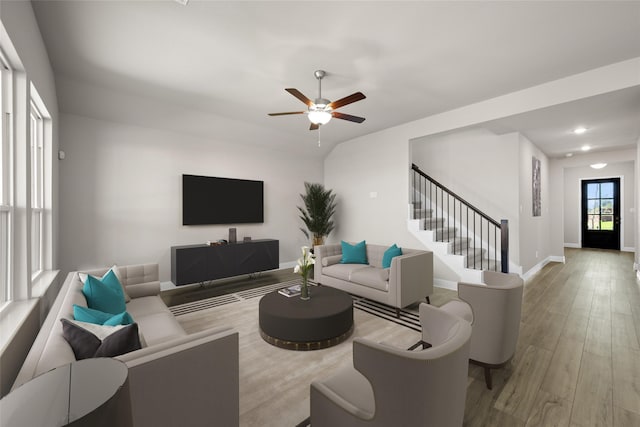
[308,109,332,125]
[590,163,607,169]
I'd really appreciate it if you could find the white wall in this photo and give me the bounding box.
[324,126,420,248]
[518,134,551,272]
[637,138,640,274]
[59,113,323,282]
[563,160,635,250]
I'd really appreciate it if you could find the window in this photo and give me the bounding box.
[30,101,44,278]
[0,54,12,306]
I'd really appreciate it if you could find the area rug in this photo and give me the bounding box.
[169,279,422,331]
[172,281,422,427]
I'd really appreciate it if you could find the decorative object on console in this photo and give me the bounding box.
[229,227,237,243]
[293,246,315,300]
[298,182,337,247]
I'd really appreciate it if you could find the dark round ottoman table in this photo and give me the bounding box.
[259,285,354,350]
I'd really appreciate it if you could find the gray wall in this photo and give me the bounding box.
[518,134,552,273]
[59,113,323,282]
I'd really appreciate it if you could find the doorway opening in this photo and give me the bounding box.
[581,178,621,250]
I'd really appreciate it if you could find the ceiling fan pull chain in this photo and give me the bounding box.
[318,126,321,147]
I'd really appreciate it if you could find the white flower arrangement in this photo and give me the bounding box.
[293,246,315,279]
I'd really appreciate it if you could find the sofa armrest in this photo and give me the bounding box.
[117,327,239,427]
[314,244,342,282]
[389,250,433,307]
[125,281,161,299]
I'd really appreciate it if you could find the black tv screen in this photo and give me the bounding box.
[182,175,264,225]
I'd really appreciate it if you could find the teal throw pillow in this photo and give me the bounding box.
[382,244,403,269]
[73,305,134,326]
[340,240,368,264]
[82,270,127,314]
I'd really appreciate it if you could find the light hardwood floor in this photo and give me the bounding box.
[172,248,640,426]
[466,248,640,427]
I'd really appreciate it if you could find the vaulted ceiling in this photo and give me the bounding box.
[32,1,640,157]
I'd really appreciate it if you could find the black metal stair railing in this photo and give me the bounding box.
[411,163,509,273]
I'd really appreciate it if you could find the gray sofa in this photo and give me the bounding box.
[314,243,433,314]
[12,264,239,427]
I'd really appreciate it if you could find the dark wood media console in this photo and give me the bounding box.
[171,239,279,286]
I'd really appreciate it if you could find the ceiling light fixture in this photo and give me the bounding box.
[565,153,573,157]
[590,163,607,169]
[175,0,189,5]
[573,127,587,135]
[308,104,332,125]
[581,145,591,151]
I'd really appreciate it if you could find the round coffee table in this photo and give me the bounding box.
[259,285,354,350]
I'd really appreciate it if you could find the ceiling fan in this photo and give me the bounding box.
[268,70,366,131]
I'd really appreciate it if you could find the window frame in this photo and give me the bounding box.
[0,51,13,307]
[29,100,44,279]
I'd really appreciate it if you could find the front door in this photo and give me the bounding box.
[581,178,621,250]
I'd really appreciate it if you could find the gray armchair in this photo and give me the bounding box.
[439,270,524,389]
[309,303,471,427]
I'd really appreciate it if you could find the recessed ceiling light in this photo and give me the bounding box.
[581,145,591,151]
[174,0,189,5]
[574,127,587,135]
[590,163,607,169]
[565,153,573,157]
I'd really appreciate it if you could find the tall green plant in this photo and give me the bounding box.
[298,182,337,245]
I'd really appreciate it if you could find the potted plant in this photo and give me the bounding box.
[298,182,337,247]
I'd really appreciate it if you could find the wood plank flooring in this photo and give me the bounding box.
[170,248,639,426]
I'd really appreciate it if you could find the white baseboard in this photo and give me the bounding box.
[434,278,458,291]
[564,243,580,248]
[621,247,635,253]
[522,256,562,282]
[549,255,566,263]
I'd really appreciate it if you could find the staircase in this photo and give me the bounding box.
[408,164,509,284]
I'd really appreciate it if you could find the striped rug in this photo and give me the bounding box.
[169,280,421,331]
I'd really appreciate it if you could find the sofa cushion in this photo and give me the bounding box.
[134,312,186,346]
[349,267,389,292]
[61,319,142,360]
[82,270,127,314]
[382,244,402,269]
[73,305,134,326]
[340,240,368,264]
[322,263,370,282]
[126,295,173,319]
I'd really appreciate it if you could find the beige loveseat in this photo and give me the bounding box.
[314,243,433,315]
[12,264,239,427]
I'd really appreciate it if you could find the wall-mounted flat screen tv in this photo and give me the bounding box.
[182,174,264,225]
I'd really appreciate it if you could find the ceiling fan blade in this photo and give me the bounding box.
[310,123,319,131]
[285,88,313,107]
[268,111,305,116]
[332,111,365,123]
[329,92,366,110]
